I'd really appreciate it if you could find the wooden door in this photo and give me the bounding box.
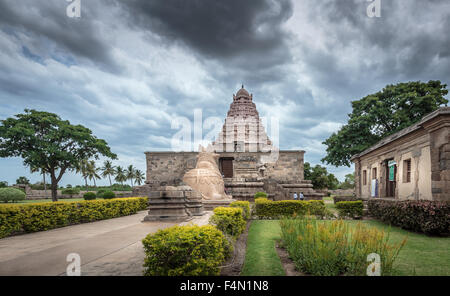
[220,158,233,178]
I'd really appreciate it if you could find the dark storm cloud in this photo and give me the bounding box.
[0,0,119,72]
[121,0,294,70]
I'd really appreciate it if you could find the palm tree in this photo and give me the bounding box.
[134,169,145,186]
[86,160,100,187]
[101,160,116,187]
[126,165,136,187]
[75,159,89,188]
[115,166,127,186]
[30,164,48,198]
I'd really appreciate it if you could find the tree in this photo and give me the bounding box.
[339,173,355,190]
[101,160,116,187]
[304,162,339,190]
[134,169,145,186]
[322,81,448,167]
[86,160,101,187]
[16,176,30,185]
[30,164,48,198]
[115,166,127,186]
[75,159,90,188]
[126,165,136,187]
[0,109,116,201]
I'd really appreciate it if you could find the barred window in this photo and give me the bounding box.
[403,159,411,183]
[363,170,367,185]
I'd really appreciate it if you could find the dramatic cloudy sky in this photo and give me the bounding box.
[1,0,449,186]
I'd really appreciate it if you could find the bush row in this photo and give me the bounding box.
[0,188,26,203]
[255,198,327,219]
[229,201,251,220]
[209,207,246,239]
[368,199,450,236]
[333,195,360,203]
[142,202,250,276]
[0,197,148,238]
[335,201,363,219]
[142,225,232,276]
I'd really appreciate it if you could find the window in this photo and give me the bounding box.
[403,159,411,183]
[363,170,367,185]
[372,167,377,179]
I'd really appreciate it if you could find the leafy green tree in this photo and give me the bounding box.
[339,173,355,190]
[0,109,116,201]
[134,169,145,186]
[126,165,136,187]
[16,176,30,185]
[30,164,48,198]
[0,181,8,188]
[304,162,339,190]
[322,81,448,167]
[115,166,127,186]
[86,160,101,187]
[101,160,116,186]
[75,159,90,188]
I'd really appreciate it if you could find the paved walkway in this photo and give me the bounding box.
[0,211,212,276]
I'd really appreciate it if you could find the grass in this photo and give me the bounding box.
[241,220,286,276]
[243,220,450,276]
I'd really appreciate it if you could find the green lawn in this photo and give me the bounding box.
[241,220,286,276]
[242,220,450,276]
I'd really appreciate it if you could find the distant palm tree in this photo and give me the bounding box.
[134,169,145,186]
[126,165,136,187]
[101,160,116,187]
[115,166,127,186]
[75,159,89,188]
[30,164,48,198]
[86,160,100,187]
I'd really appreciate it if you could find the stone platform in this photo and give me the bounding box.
[202,199,236,211]
[142,185,205,222]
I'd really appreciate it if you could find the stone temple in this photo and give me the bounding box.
[135,86,324,201]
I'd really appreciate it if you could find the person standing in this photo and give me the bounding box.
[299,192,305,200]
[293,192,298,200]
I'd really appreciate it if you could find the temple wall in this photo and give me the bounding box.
[145,150,305,187]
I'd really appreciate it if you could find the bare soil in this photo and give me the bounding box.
[275,242,306,276]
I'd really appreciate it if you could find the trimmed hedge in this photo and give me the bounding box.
[0,197,148,238]
[335,201,363,219]
[83,192,96,200]
[142,225,231,276]
[229,201,251,220]
[209,207,246,238]
[333,195,360,203]
[368,199,450,236]
[0,188,26,203]
[254,192,268,199]
[101,191,116,199]
[255,198,326,219]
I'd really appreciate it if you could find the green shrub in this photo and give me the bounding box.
[333,195,360,203]
[61,188,80,197]
[0,197,148,238]
[101,191,116,199]
[230,201,251,220]
[280,217,407,276]
[254,192,268,199]
[368,199,450,236]
[83,192,96,200]
[255,198,326,219]
[142,225,231,276]
[336,201,363,219]
[0,188,26,203]
[209,207,246,238]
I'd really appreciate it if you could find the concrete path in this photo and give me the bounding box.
[0,211,212,276]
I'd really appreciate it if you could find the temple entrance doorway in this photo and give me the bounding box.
[219,158,234,178]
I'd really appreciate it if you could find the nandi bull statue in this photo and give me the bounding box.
[183,144,232,200]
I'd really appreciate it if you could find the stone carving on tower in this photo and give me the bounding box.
[212,86,274,153]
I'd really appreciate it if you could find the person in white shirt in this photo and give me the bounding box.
[299,192,305,200]
[293,192,298,200]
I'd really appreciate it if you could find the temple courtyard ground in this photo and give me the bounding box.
[0,211,212,276]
